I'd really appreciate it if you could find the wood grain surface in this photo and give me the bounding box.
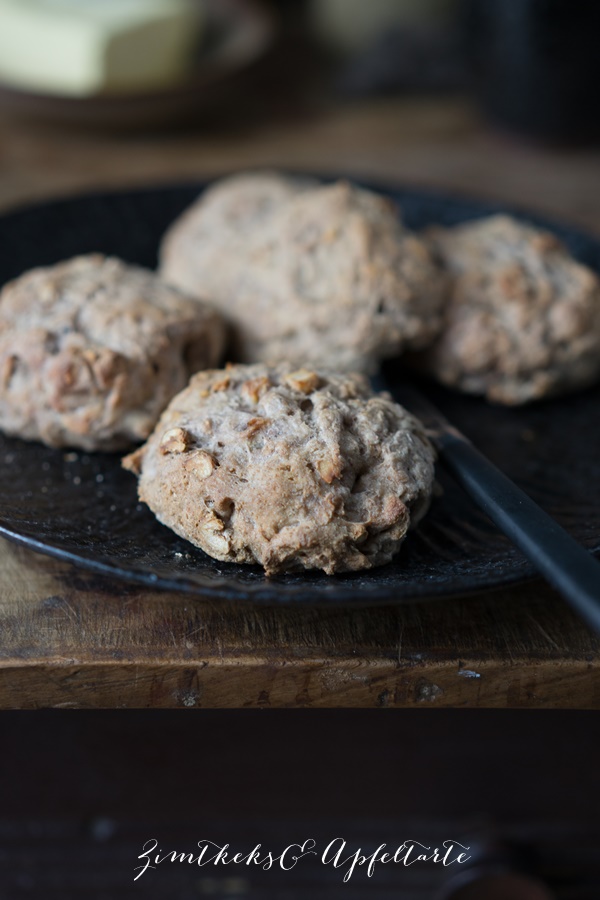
[0,540,598,709]
[0,95,599,710]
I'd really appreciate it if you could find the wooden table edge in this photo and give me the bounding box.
[1,655,597,710]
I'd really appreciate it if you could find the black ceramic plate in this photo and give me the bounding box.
[0,180,598,604]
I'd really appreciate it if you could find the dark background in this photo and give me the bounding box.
[1,709,599,897]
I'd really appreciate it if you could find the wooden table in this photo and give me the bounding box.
[0,96,599,710]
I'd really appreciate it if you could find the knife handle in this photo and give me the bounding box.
[437,427,600,632]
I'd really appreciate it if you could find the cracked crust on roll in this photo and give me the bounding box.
[123,362,435,575]
[159,174,447,374]
[415,215,600,404]
[0,254,226,450]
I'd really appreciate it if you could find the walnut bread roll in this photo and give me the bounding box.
[415,215,600,404]
[0,254,226,450]
[159,173,447,374]
[123,362,436,576]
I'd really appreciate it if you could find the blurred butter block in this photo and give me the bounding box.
[0,0,204,96]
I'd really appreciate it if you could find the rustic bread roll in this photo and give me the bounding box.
[0,254,226,450]
[415,215,600,404]
[160,173,447,373]
[123,362,436,575]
